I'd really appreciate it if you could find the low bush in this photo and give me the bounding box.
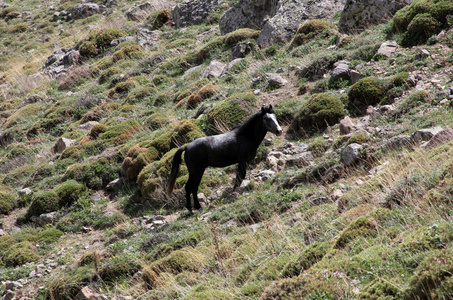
[55,180,88,207]
[3,241,40,266]
[290,93,345,135]
[0,188,16,215]
[335,216,378,248]
[290,19,336,48]
[281,241,331,277]
[26,191,59,221]
[63,158,120,190]
[348,77,385,115]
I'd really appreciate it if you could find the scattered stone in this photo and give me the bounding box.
[382,135,412,151]
[341,143,363,166]
[425,128,453,150]
[349,69,363,84]
[36,212,57,226]
[248,224,260,233]
[309,195,331,206]
[220,58,243,78]
[87,147,117,162]
[4,280,23,291]
[286,151,315,167]
[339,116,354,135]
[70,3,106,20]
[42,48,81,78]
[76,286,104,300]
[376,40,399,56]
[53,137,76,153]
[231,42,253,59]
[331,189,343,201]
[223,220,238,228]
[330,61,350,85]
[411,126,443,143]
[267,73,288,88]
[78,121,100,132]
[106,178,122,191]
[368,161,389,176]
[197,193,209,205]
[201,60,227,78]
[2,290,15,300]
[172,0,219,29]
[125,2,153,21]
[135,28,161,50]
[416,49,430,59]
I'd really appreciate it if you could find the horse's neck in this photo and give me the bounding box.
[239,115,266,146]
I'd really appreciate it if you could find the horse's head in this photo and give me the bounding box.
[262,105,283,136]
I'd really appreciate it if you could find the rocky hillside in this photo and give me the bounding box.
[1,0,453,299]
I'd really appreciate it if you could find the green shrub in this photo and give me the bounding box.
[26,191,59,220]
[390,72,410,88]
[9,23,28,33]
[357,277,401,299]
[99,255,139,281]
[291,93,345,135]
[38,228,64,244]
[78,40,98,57]
[99,66,120,84]
[3,241,40,266]
[77,28,126,56]
[392,0,453,46]
[145,112,169,130]
[348,77,385,115]
[112,44,142,61]
[0,235,15,254]
[55,180,87,207]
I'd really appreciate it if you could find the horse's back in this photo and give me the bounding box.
[185,133,239,168]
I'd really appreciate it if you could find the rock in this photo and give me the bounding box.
[70,3,106,20]
[201,60,226,78]
[286,151,314,167]
[2,291,15,300]
[329,62,350,85]
[4,280,23,291]
[339,0,412,33]
[219,0,279,35]
[267,73,288,88]
[377,40,399,56]
[425,128,453,150]
[257,0,346,47]
[42,48,81,78]
[248,224,260,233]
[19,188,33,197]
[368,161,389,176]
[53,137,76,153]
[76,286,104,300]
[106,178,122,191]
[87,147,117,162]
[331,189,343,201]
[416,49,430,59]
[309,195,331,206]
[339,116,354,135]
[197,193,208,205]
[349,69,363,84]
[411,127,443,143]
[172,0,218,29]
[37,212,57,226]
[382,135,412,151]
[78,121,100,132]
[125,2,153,21]
[230,41,253,59]
[341,143,363,165]
[220,58,243,78]
[135,28,161,50]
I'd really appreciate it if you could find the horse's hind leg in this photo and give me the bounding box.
[191,168,205,210]
[233,162,247,190]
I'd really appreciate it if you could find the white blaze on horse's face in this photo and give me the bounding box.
[264,113,283,136]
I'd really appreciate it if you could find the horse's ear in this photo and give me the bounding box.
[261,106,266,113]
[268,104,273,110]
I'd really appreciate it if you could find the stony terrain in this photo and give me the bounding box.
[0,0,453,299]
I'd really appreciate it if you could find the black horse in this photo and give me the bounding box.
[167,105,283,212]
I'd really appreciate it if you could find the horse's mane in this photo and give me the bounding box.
[235,106,273,135]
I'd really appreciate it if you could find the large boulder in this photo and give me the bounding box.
[339,0,412,34]
[125,1,176,22]
[172,0,218,29]
[219,0,280,35]
[257,0,346,47]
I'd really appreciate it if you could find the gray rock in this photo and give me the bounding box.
[267,73,288,88]
[330,62,350,85]
[286,151,314,167]
[425,128,453,150]
[377,40,399,56]
[220,58,243,78]
[78,121,100,132]
[411,126,443,143]
[340,116,354,135]
[53,137,76,153]
[339,0,412,33]
[257,0,346,47]
[37,212,57,226]
[231,41,253,59]
[135,28,161,50]
[172,0,218,29]
[2,290,15,300]
[219,0,279,35]
[125,2,153,21]
[5,280,23,291]
[341,143,363,165]
[382,134,412,151]
[416,49,430,59]
[42,48,80,78]
[349,69,363,84]
[70,3,106,20]
[201,60,226,78]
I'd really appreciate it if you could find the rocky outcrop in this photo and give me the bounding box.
[339,0,412,34]
[42,48,80,78]
[125,1,176,22]
[219,0,280,35]
[257,0,346,47]
[70,3,106,20]
[172,0,218,29]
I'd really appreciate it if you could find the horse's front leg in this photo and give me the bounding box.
[233,162,247,190]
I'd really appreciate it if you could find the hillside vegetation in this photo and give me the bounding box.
[0,0,453,299]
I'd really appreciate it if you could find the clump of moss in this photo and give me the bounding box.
[0,188,16,215]
[38,227,64,244]
[187,83,219,108]
[99,66,121,84]
[405,248,453,299]
[290,93,346,136]
[3,241,40,266]
[206,93,256,134]
[151,246,208,274]
[55,180,87,207]
[224,28,260,46]
[290,19,336,48]
[77,28,127,57]
[145,112,169,130]
[98,119,142,145]
[281,241,331,277]
[26,191,59,221]
[99,255,139,282]
[107,78,138,98]
[347,77,385,115]
[112,44,142,62]
[392,0,453,46]
[357,277,401,299]
[63,157,119,190]
[335,216,377,248]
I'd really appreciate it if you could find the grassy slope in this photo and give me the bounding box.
[0,0,453,299]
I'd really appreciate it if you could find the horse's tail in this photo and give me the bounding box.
[167,146,186,197]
